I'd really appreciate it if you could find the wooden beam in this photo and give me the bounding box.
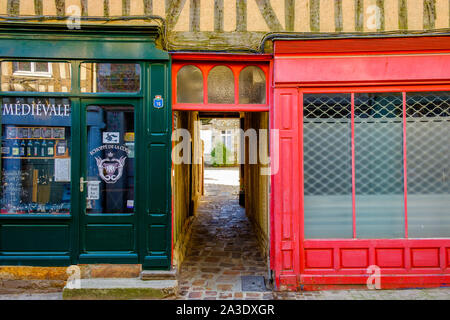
[166,0,188,30]
[335,0,343,32]
[7,0,19,16]
[255,0,284,31]
[55,0,65,16]
[170,31,267,51]
[214,0,224,32]
[285,0,295,31]
[355,0,363,32]
[122,0,130,16]
[236,0,247,32]
[424,0,436,30]
[399,0,408,30]
[377,0,385,31]
[34,0,43,15]
[143,0,153,15]
[310,0,320,32]
[190,0,200,32]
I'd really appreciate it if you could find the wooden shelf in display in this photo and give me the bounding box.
[1,156,69,160]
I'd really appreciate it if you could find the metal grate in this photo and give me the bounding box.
[304,94,352,196]
[241,275,267,292]
[354,93,404,195]
[406,92,450,195]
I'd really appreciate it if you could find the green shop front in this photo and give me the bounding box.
[0,23,172,270]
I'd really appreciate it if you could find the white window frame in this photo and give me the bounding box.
[221,129,233,152]
[13,62,53,78]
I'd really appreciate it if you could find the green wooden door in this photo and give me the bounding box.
[78,99,142,263]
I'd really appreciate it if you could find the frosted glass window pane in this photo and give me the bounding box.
[354,93,405,238]
[239,66,266,104]
[303,94,353,239]
[406,92,450,238]
[177,65,203,103]
[207,66,234,104]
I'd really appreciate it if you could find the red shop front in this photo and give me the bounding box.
[271,36,450,290]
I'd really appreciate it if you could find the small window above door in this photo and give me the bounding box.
[172,58,269,111]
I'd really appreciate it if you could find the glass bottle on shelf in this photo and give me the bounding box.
[1,139,10,156]
[41,140,47,157]
[20,140,26,156]
[33,140,40,157]
[47,140,54,157]
[27,140,33,156]
[12,139,20,157]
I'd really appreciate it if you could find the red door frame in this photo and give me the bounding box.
[171,53,272,112]
[272,37,450,291]
[170,53,274,269]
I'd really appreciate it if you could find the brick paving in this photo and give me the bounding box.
[177,168,450,300]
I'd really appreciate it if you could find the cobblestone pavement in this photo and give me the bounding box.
[178,168,271,300]
[177,168,450,300]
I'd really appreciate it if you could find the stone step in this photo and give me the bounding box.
[140,268,178,281]
[62,278,178,300]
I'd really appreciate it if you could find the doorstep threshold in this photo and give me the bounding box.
[63,278,178,300]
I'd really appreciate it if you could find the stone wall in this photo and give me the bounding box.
[0,0,448,51]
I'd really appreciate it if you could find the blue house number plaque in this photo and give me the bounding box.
[153,95,164,109]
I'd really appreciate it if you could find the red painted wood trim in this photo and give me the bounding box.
[171,53,273,61]
[269,58,276,271]
[291,84,450,92]
[273,40,450,289]
[402,92,409,238]
[274,36,450,55]
[351,93,356,239]
[274,54,450,84]
[301,239,450,275]
[299,274,450,287]
[172,104,269,112]
[172,58,270,112]
[272,88,301,288]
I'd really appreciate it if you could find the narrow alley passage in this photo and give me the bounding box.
[177,168,272,300]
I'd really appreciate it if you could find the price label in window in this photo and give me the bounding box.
[87,181,101,200]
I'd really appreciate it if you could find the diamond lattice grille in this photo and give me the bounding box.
[406,93,450,195]
[354,93,404,195]
[304,94,352,196]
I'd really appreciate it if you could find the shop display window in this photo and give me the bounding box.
[1,97,71,215]
[303,91,450,239]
